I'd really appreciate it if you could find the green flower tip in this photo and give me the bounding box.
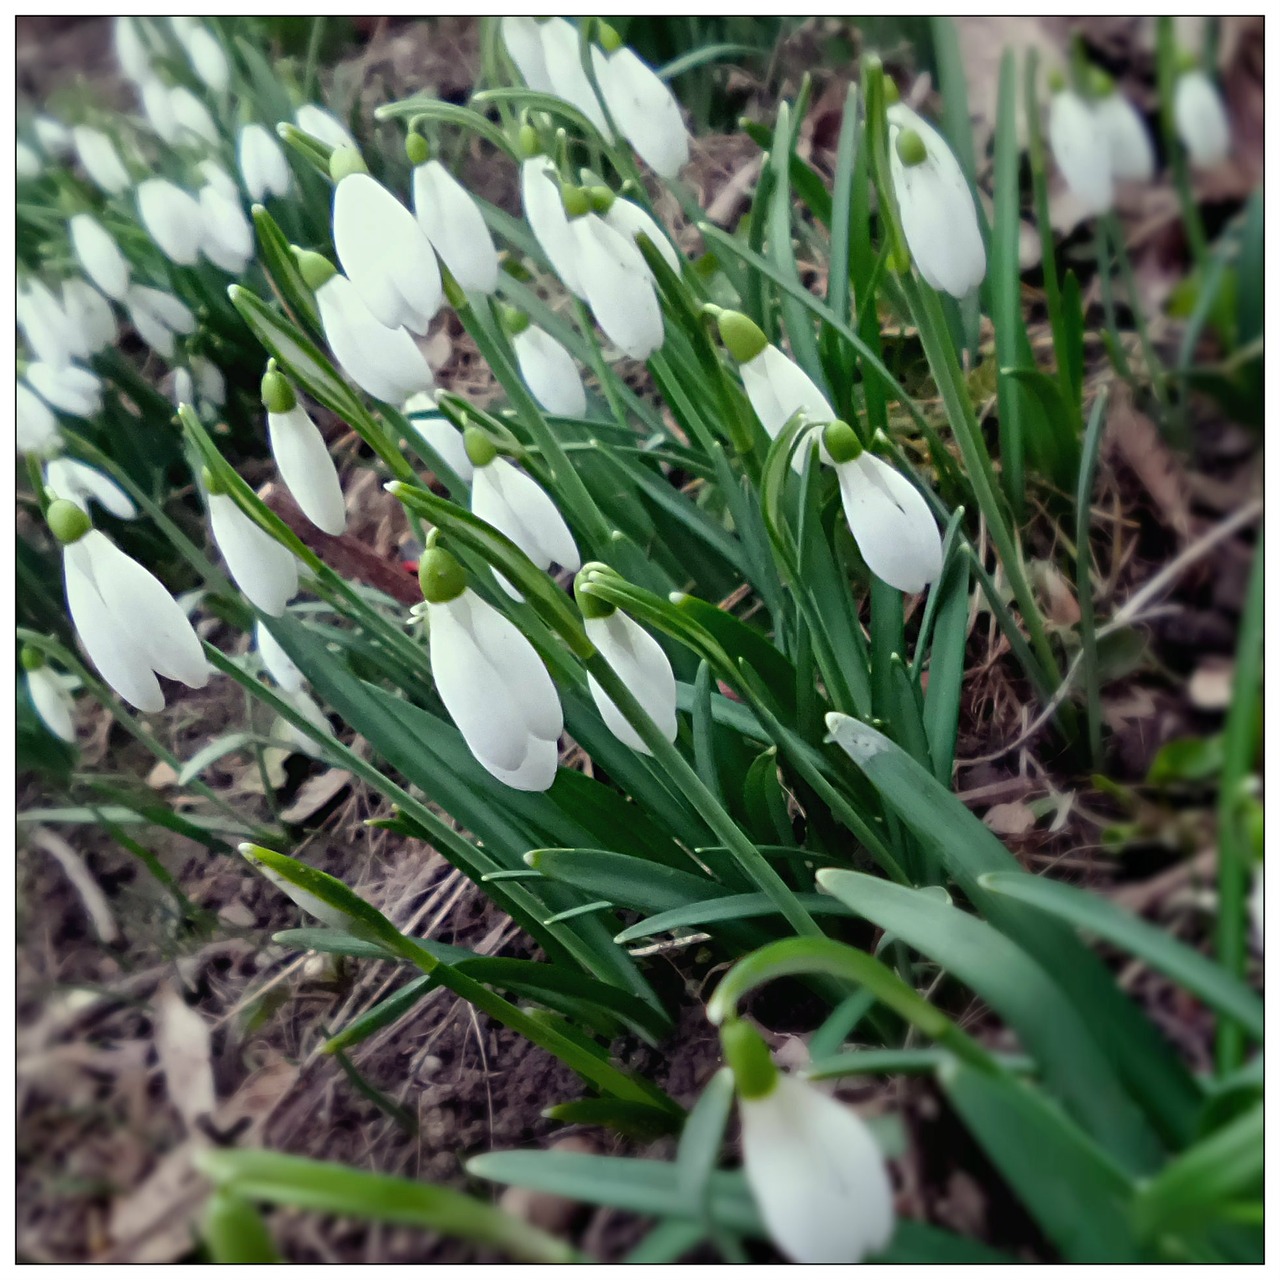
[1175,48,1199,74]
[1089,67,1115,97]
[883,77,901,105]
[46,498,91,546]
[498,303,530,336]
[586,184,615,214]
[1047,67,1067,93]
[595,20,622,52]
[895,127,928,168]
[261,366,296,414]
[717,310,768,364]
[20,645,44,673]
[462,425,498,468]
[559,183,590,219]
[720,1018,779,1101]
[201,465,226,497]
[405,132,429,167]
[292,246,336,292]
[418,545,467,604]
[574,563,617,619]
[823,420,863,463]
[328,145,369,182]
[517,122,541,159]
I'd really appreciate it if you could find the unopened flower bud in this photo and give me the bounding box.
[405,132,429,167]
[823,420,864,463]
[261,363,296,414]
[717,310,769,363]
[47,498,92,545]
[418,545,467,604]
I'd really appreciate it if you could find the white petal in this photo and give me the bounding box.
[27,666,77,742]
[502,16,555,93]
[186,28,229,92]
[333,173,442,333]
[137,179,203,265]
[539,17,612,139]
[171,86,220,146]
[274,688,330,756]
[522,156,584,298]
[199,183,254,273]
[574,215,664,360]
[238,123,290,201]
[73,126,131,193]
[255,619,305,694]
[594,46,689,178]
[585,610,677,751]
[512,324,587,418]
[295,104,357,153]
[128,285,195,335]
[62,279,117,353]
[472,457,580,575]
[139,78,179,144]
[28,363,103,419]
[837,453,943,594]
[741,345,835,442]
[1048,92,1112,216]
[17,383,60,453]
[208,493,298,616]
[17,278,73,366]
[741,1074,895,1264]
[114,16,152,83]
[1174,71,1231,169]
[244,851,352,930]
[412,161,500,295]
[35,115,73,157]
[192,356,226,407]
[1096,94,1155,183]
[268,404,347,535]
[45,458,136,520]
[16,141,41,179]
[602,197,682,276]
[404,410,474,482]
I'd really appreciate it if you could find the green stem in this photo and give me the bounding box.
[1155,18,1209,271]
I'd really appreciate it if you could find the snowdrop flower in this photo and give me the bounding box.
[17,382,61,454]
[331,154,441,333]
[823,421,942,595]
[62,279,117,354]
[262,364,347,536]
[418,542,563,791]
[139,78,179,144]
[501,16,555,94]
[191,356,226,409]
[72,126,131,194]
[272,687,332,759]
[126,285,195,359]
[34,115,73,157]
[886,104,986,298]
[51,499,210,712]
[1250,865,1263,950]
[408,136,500,295]
[562,186,664,360]
[255,620,304,694]
[595,190,682,276]
[505,311,587,418]
[18,278,74,366]
[70,214,130,302]
[538,17,612,139]
[28,362,103,419]
[170,86,220,147]
[238,122,291,201]
[522,153,585,297]
[183,26,230,93]
[723,1019,895,1265]
[198,180,254,273]
[1174,68,1231,169]
[1095,90,1155,182]
[295,103,357,153]
[199,159,239,199]
[114,16,151,84]
[591,28,689,178]
[205,478,299,617]
[1048,89,1112,216]
[136,178,203,265]
[465,428,580,599]
[45,457,136,520]
[17,141,41,179]
[22,650,76,744]
[576,566,677,752]
[403,396,474,482]
[297,249,436,405]
[240,845,353,929]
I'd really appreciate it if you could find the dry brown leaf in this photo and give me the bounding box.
[27,826,120,943]
[1030,559,1081,628]
[146,760,179,789]
[984,801,1036,836]
[280,768,353,824]
[153,983,216,1135]
[1105,390,1192,541]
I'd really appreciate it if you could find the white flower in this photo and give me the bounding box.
[126,285,196,359]
[45,457,136,520]
[26,664,76,743]
[601,197,682,276]
[198,181,254,273]
[428,581,563,791]
[538,17,612,139]
[63,528,210,712]
[333,172,441,333]
[1096,93,1155,182]
[207,492,298,617]
[295,103,357,152]
[70,215,130,302]
[267,402,347,536]
[17,141,41,179]
[238,123,291,201]
[502,16,555,94]
[62,279,117,354]
[585,609,677,752]
[470,452,580,598]
[315,272,436,405]
[191,356,226,408]
[512,323,587,418]
[184,27,229,93]
[1174,70,1231,169]
[198,159,240,199]
[570,210,664,360]
[735,337,835,444]
[522,155,584,297]
[114,16,151,83]
[1048,91,1112,216]
[403,401,474,482]
[272,687,331,758]
[17,383,60,454]
[72,126,131,193]
[412,160,500,295]
[170,86,220,147]
[592,44,689,178]
[240,845,351,929]
[28,362,103,419]
[886,104,986,299]
[139,78,179,144]
[1250,865,1263,951]
[18,278,73,366]
[740,1073,895,1264]
[255,619,304,693]
[136,178,204,265]
[34,115,73,157]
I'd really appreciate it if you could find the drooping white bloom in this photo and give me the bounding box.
[17,141,41,179]
[886,103,986,299]
[198,159,240,199]
[1048,91,1112,216]
[184,27,230,93]
[255,619,304,693]
[570,211,664,360]
[522,155,585,297]
[738,342,835,444]
[72,126,131,194]
[267,402,347,536]
[17,278,73,366]
[139,78,179,144]
[512,324,587,418]
[1096,93,1155,182]
[17,383,61,454]
[470,453,580,598]
[538,17,612,139]
[592,44,689,179]
[601,197,682,276]
[126,285,196,359]
[411,160,500,295]
[170,86,220,147]
[501,16,555,94]
[403,399,474,482]
[238,122,291,201]
[26,664,77,743]
[315,272,436,405]
[428,583,563,791]
[585,609,678,752]
[241,844,352,929]
[63,528,210,712]
[295,103,357,152]
[272,687,332,758]
[191,355,226,408]
[1174,69,1231,169]
[28,362,103,419]
[136,178,204,265]
[62,279,117,354]
[34,115,73,157]
[207,491,298,617]
[740,1073,895,1264]
[333,172,441,333]
[45,457,137,520]
[198,181,254,273]
[70,215,130,302]
[114,16,152,83]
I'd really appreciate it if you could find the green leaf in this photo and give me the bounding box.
[613,891,857,944]
[202,1192,280,1264]
[542,1097,678,1139]
[806,1047,1036,1080]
